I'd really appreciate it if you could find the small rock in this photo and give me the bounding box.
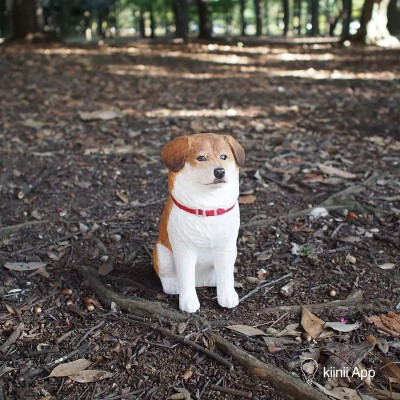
[79,222,89,233]
[110,234,121,243]
[280,280,295,297]
[100,255,109,262]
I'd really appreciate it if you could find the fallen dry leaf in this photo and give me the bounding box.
[377,354,400,383]
[314,384,362,400]
[324,339,376,372]
[167,387,192,400]
[370,312,400,336]
[324,321,360,333]
[98,263,114,276]
[301,307,325,339]
[182,368,193,381]
[49,358,91,378]
[78,110,123,121]
[372,388,400,399]
[317,163,357,179]
[377,263,396,270]
[275,323,301,337]
[226,324,266,337]
[116,190,129,204]
[68,369,114,383]
[238,194,256,204]
[3,262,47,271]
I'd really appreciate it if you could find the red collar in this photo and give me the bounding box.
[170,194,235,217]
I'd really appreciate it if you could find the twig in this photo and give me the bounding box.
[331,223,345,238]
[112,316,233,370]
[0,322,24,353]
[142,244,153,259]
[239,273,292,303]
[0,220,49,240]
[209,384,252,398]
[320,173,380,208]
[76,265,329,400]
[241,205,347,229]
[76,320,105,347]
[373,233,400,248]
[260,289,364,315]
[263,173,298,193]
[254,312,289,329]
[11,232,83,256]
[19,342,90,381]
[17,167,54,199]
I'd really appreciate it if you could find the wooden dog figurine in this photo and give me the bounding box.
[153,133,245,313]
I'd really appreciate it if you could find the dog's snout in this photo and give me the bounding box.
[214,168,225,180]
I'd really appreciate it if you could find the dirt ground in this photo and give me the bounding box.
[0,39,399,400]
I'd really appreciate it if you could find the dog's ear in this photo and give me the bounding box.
[224,135,245,167]
[161,136,190,172]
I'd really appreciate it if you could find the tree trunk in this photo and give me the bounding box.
[149,5,155,38]
[329,8,345,35]
[254,0,263,35]
[283,0,290,36]
[225,12,232,35]
[0,0,13,38]
[264,0,270,34]
[388,0,400,35]
[353,0,399,46]
[310,0,320,36]
[139,8,146,38]
[59,0,70,38]
[174,0,188,39]
[97,10,104,37]
[12,0,37,38]
[294,0,302,35]
[196,0,212,39]
[239,0,246,35]
[341,0,352,38]
[35,0,44,32]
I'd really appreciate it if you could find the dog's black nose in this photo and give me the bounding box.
[214,168,225,180]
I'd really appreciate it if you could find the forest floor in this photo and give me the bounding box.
[0,39,399,400]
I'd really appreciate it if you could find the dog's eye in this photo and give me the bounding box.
[196,156,207,162]
[220,155,228,160]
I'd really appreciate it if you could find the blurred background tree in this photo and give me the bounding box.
[0,0,399,45]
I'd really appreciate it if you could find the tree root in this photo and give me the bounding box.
[77,265,188,322]
[205,330,327,400]
[76,265,329,400]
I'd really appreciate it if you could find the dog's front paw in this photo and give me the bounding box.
[218,289,239,309]
[179,294,200,313]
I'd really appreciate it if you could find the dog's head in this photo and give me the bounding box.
[161,133,245,190]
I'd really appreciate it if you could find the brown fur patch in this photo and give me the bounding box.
[153,196,173,276]
[161,136,189,172]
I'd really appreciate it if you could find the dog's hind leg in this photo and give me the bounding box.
[155,243,179,295]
